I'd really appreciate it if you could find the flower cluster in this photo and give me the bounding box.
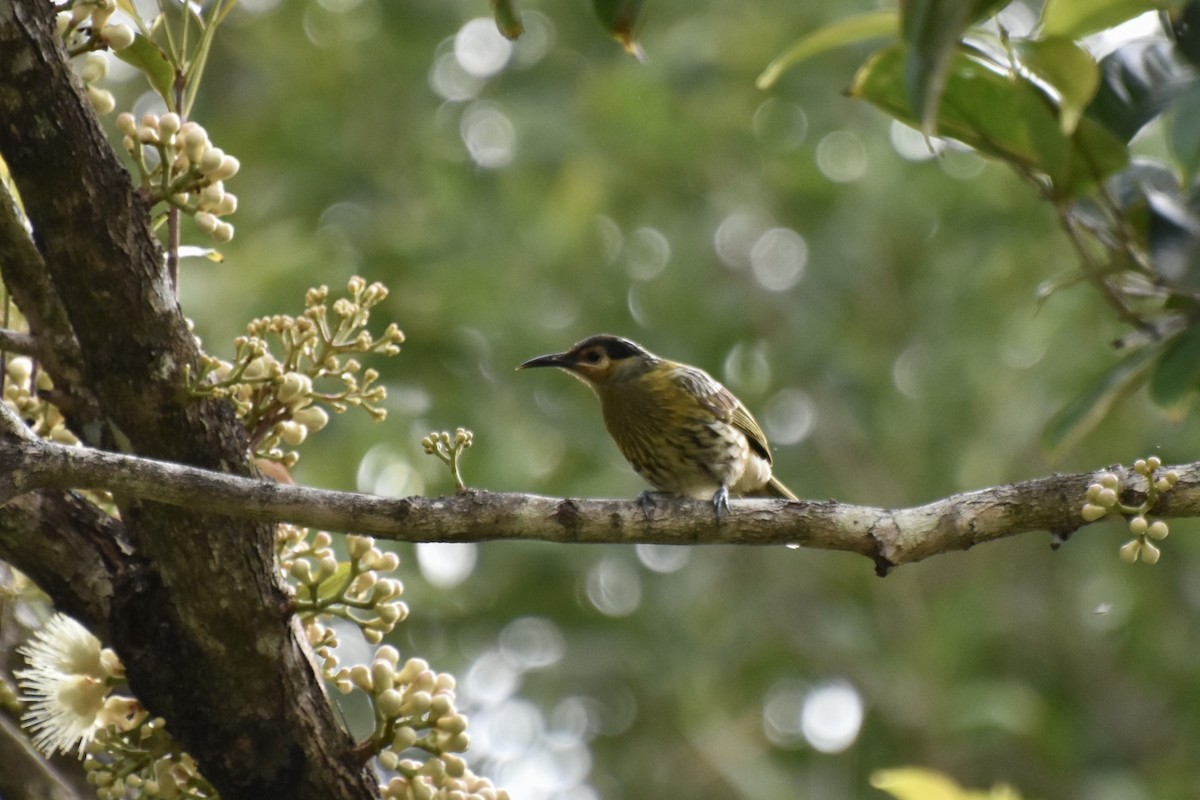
[56,0,135,53]
[3,356,78,445]
[116,113,240,242]
[338,645,508,800]
[279,528,409,660]
[421,428,474,492]
[15,614,214,798]
[276,529,504,798]
[84,719,216,800]
[190,277,403,466]
[1080,457,1180,564]
[56,0,135,114]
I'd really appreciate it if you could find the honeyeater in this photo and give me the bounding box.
[518,334,797,513]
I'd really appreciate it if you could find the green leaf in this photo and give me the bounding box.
[756,10,898,90]
[490,0,524,39]
[316,562,353,602]
[1087,40,1192,142]
[851,44,1129,199]
[1150,322,1200,407]
[1043,344,1163,457]
[1019,37,1101,134]
[114,33,176,106]
[901,0,981,134]
[1168,83,1200,178]
[1041,0,1163,39]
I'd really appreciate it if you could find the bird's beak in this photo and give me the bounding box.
[517,351,570,370]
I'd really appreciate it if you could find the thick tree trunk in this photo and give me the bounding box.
[0,2,376,797]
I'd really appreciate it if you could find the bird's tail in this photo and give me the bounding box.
[756,475,797,501]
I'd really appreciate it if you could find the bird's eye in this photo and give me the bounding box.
[584,349,603,364]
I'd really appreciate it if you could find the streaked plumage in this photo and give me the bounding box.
[519,334,796,513]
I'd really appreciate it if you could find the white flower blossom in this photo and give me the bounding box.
[15,613,119,756]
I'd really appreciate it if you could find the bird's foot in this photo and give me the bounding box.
[711,485,729,520]
[638,490,663,521]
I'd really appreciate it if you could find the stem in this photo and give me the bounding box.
[1057,204,1153,334]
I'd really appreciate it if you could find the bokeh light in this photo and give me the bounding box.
[815,130,868,183]
[460,101,517,169]
[584,557,642,617]
[749,227,807,292]
[454,17,513,78]
[415,542,478,588]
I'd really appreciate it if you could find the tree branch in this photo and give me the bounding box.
[1,403,1186,572]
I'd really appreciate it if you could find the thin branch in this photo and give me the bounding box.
[0,328,37,357]
[1,403,1189,573]
[0,182,87,388]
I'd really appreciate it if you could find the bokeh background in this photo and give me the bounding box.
[104,1,1200,797]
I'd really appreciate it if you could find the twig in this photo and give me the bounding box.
[0,327,39,357]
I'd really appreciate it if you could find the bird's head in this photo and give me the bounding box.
[518,334,658,387]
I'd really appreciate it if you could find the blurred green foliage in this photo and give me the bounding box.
[99,0,1200,797]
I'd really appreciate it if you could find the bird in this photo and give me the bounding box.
[518,334,797,515]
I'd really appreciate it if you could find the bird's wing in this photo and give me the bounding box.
[671,366,773,464]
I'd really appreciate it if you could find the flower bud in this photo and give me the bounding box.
[80,53,109,83]
[289,559,313,583]
[215,193,238,216]
[212,155,241,180]
[1146,520,1169,540]
[435,713,467,735]
[377,603,404,623]
[100,23,135,50]
[316,555,338,581]
[371,659,396,692]
[1128,516,1147,536]
[392,726,417,751]
[376,688,405,717]
[183,126,209,161]
[116,112,136,135]
[349,664,373,692]
[278,372,313,404]
[199,181,224,208]
[87,86,115,115]
[158,112,181,137]
[7,356,33,386]
[278,420,307,446]
[242,355,273,380]
[212,222,235,243]
[198,147,225,175]
[1081,503,1107,522]
[442,754,466,776]
[1141,541,1161,565]
[1118,539,1141,563]
[194,211,218,233]
[403,690,432,716]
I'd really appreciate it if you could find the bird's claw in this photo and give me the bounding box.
[638,490,660,521]
[711,485,729,520]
